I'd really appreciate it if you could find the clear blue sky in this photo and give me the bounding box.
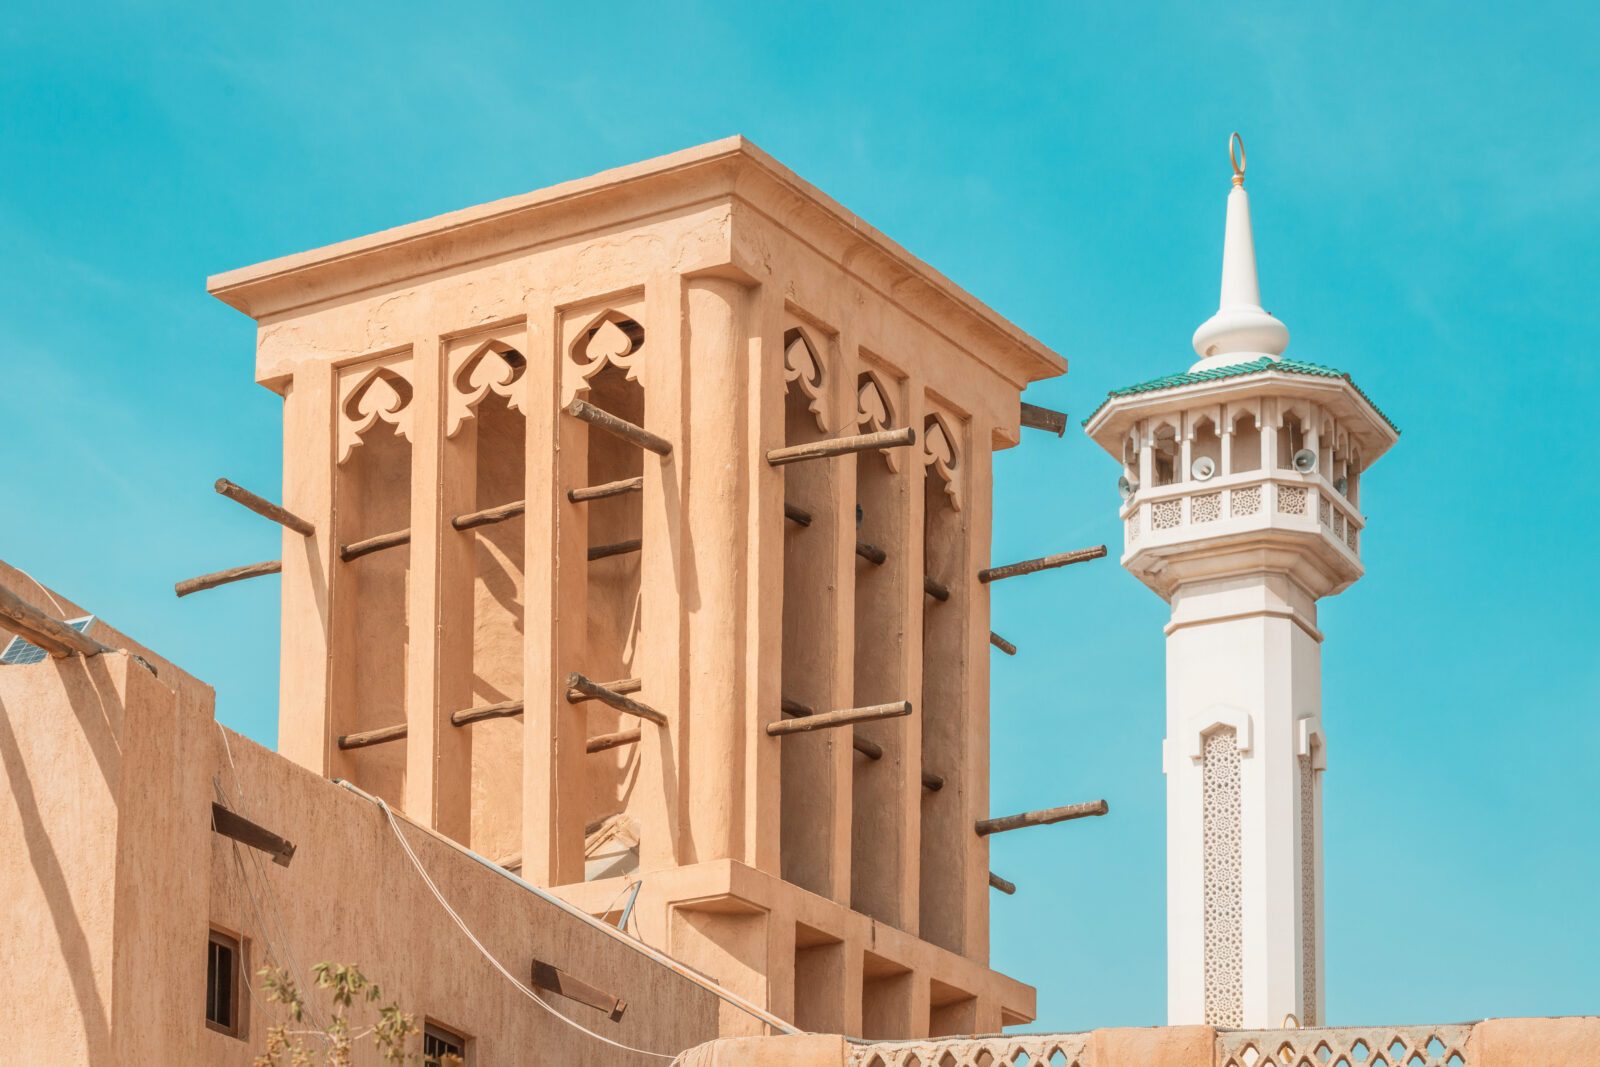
[3,2,1596,1032]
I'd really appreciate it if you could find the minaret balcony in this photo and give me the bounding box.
[1120,468,1364,596]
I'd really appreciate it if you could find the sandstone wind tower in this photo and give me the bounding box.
[1085,136,1398,1028]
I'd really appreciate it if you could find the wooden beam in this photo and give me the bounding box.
[588,539,642,562]
[452,499,526,531]
[340,528,411,563]
[781,697,884,761]
[565,677,642,704]
[924,575,951,602]
[978,545,1107,584]
[855,541,887,566]
[586,728,641,754]
[175,560,282,598]
[0,584,108,658]
[766,427,915,467]
[337,722,408,750]
[214,478,315,536]
[989,631,1018,656]
[1019,402,1068,437]
[565,398,672,457]
[568,476,644,504]
[566,673,667,727]
[767,700,911,737]
[975,799,1109,836]
[451,700,523,727]
[211,801,296,867]
[530,958,626,1020]
[989,871,1017,895]
[921,771,946,792]
[783,503,813,527]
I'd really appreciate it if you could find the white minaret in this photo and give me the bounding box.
[1084,135,1398,1028]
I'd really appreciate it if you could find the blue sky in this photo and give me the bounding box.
[3,1,1596,1032]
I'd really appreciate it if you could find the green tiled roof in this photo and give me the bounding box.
[1081,356,1398,432]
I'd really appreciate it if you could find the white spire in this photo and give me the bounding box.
[1190,133,1290,371]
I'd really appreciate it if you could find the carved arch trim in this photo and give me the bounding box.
[564,306,645,405]
[923,410,962,512]
[337,352,415,464]
[1184,704,1254,760]
[856,369,900,472]
[447,336,527,438]
[782,327,829,433]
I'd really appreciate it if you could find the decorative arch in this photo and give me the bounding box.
[923,411,962,512]
[856,369,900,472]
[447,338,526,438]
[1184,703,1254,761]
[782,327,829,433]
[338,358,414,464]
[567,308,646,400]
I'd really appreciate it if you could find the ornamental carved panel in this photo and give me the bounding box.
[560,295,647,406]
[446,333,527,439]
[337,350,415,464]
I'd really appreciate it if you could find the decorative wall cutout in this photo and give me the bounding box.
[447,338,527,438]
[782,327,829,432]
[855,370,900,472]
[338,355,415,464]
[1299,750,1318,1025]
[569,309,644,388]
[1202,727,1244,1028]
[923,411,962,511]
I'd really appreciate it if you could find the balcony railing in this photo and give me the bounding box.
[1121,470,1363,560]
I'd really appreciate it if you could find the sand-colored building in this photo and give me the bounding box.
[1,137,1594,1066]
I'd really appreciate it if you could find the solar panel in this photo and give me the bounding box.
[1,615,95,666]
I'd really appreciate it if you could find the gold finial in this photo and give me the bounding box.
[1229,132,1247,187]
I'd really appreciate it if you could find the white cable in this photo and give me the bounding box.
[377,797,681,1062]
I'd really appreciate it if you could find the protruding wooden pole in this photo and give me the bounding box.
[175,560,282,598]
[0,584,108,658]
[766,427,916,467]
[214,478,315,536]
[586,728,642,754]
[566,677,642,704]
[340,528,411,562]
[781,697,885,761]
[337,722,408,750]
[767,700,911,737]
[452,499,527,531]
[565,399,672,457]
[568,477,644,504]
[856,541,887,566]
[451,700,523,727]
[988,871,1017,895]
[783,503,813,527]
[588,539,642,562]
[924,575,951,602]
[989,631,1018,656]
[1019,402,1068,437]
[211,802,297,867]
[975,799,1109,836]
[566,673,667,727]
[921,771,946,792]
[978,545,1107,584]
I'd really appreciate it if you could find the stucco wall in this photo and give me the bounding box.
[1,641,734,1063]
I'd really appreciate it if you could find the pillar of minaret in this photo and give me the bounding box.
[1084,134,1399,1029]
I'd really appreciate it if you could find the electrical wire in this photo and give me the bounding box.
[375,796,682,1062]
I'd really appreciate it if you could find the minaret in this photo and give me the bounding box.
[1084,135,1398,1027]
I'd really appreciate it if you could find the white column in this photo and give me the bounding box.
[1164,569,1323,1028]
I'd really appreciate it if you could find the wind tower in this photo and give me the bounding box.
[198,138,1108,1039]
[1084,135,1398,1027]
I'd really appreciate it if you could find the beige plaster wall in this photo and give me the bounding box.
[1,634,734,1062]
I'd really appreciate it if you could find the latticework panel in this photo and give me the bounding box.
[849,1032,1092,1067]
[1217,1025,1471,1067]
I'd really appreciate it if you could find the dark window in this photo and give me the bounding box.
[424,1022,468,1065]
[205,930,242,1036]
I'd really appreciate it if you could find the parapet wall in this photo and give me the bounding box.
[686,1019,1600,1067]
[0,577,740,1062]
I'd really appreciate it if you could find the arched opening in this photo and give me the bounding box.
[1190,416,1222,481]
[1230,411,1262,473]
[1151,423,1179,486]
